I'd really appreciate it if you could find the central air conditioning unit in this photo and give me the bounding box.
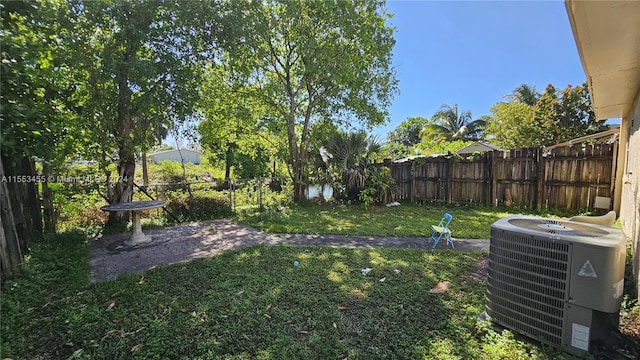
[485,216,626,356]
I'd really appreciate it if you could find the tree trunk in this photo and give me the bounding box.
[107,160,135,225]
[142,152,149,186]
[107,62,135,226]
[42,162,56,231]
[224,146,233,180]
[22,157,42,234]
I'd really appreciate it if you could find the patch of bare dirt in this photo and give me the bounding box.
[465,256,489,282]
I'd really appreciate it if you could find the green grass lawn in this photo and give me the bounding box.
[236,203,562,239]
[1,232,578,360]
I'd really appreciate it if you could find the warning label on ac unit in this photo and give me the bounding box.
[578,260,597,278]
[571,323,590,351]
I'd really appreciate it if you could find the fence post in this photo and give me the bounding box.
[446,156,453,204]
[491,151,499,207]
[410,162,415,203]
[536,147,545,210]
[258,177,263,211]
[484,153,491,206]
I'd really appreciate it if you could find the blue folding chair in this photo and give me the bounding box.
[428,213,454,249]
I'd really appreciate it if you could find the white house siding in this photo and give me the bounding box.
[621,90,640,299]
[149,149,202,164]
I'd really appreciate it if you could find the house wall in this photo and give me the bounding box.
[621,89,640,300]
[150,150,202,164]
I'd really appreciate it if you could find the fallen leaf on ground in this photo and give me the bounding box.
[101,329,121,341]
[379,277,386,282]
[337,306,349,310]
[131,344,143,352]
[106,302,116,311]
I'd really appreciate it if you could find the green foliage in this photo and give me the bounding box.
[158,161,186,183]
[1,239,579,359]
[485,82,608,149]
[420,104,486,145]
[379,141,414,161]
[1,230,90,358]
[508,84,540,106]
[164,190,232,222]
[238,203,557,239]
[359,166,400,208]
[198,64,280,180]
[0,0,68,159]
[416,139,472,156]
[387,116,431,146]
[220,0,398,201]
[484,102,537,149]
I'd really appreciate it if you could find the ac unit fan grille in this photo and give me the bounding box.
[508,218,608,237]
[487,230,570,346]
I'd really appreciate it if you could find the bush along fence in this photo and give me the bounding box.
[386,143,616,212]
[131,177,292,222]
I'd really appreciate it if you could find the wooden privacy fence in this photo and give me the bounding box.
[387,143,616,211]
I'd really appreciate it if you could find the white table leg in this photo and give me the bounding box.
[126,211,152,246]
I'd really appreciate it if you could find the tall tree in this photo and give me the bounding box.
[485,82,607,149]
[484,102,537,149]
[221,0,398,202]
[198,65,280,181]
[55,0,222,224]
[420,104,485,144]
[387,116,430,146]
[509,84,540,106]
[319,129,381,200]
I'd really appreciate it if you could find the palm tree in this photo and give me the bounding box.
[421,104,485,143]
[319,130,381,199]
[510,84,540,106]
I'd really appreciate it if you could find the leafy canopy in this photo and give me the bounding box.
[219,0,398,201]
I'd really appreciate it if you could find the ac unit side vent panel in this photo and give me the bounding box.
[487,227,570,348]
[489,262,567,297]
[487,301,563,345]
[488,281,564,316]
[486,294,563,333]
[491,248,567,279]
[494,232,570,262]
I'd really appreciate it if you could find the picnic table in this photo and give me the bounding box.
[101,200,166,247]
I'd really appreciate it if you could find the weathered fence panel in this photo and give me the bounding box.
[387,143,616,212]
[450,157,489,205]
[412,158,449,203]
[542,144,614,211]
[493,149,538,208]
[389,161,412,201]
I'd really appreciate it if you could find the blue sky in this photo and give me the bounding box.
[374,0,613,139]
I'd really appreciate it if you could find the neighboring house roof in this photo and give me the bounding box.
[148,149,203,157]
[565,0,640,120]
[456,141,504,154]
[543,127,620,151]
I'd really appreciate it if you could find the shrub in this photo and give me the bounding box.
[358,166,400,208]
[165,190,232,222]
